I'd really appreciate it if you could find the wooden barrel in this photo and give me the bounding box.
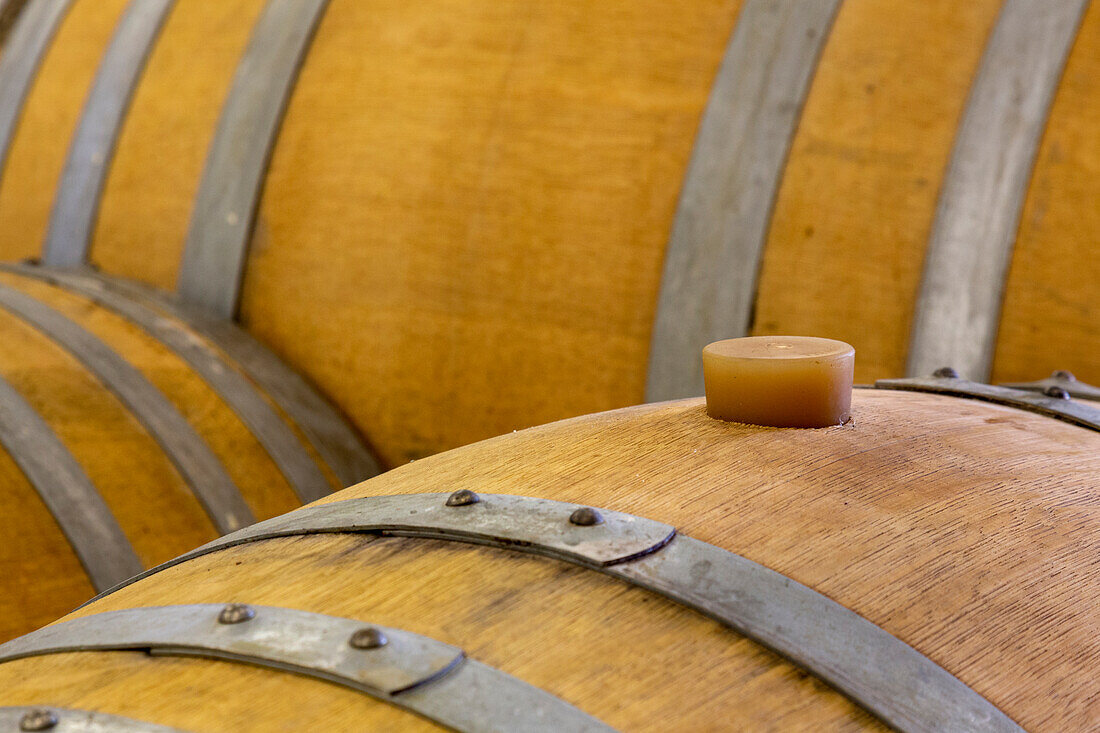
[0,263,377,642]
[0,384,1094,731]
[0,0,1096,466]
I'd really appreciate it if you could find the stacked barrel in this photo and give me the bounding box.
[0,0,1095,465]
[0,264,376,640]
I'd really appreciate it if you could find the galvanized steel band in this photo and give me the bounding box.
[88,492,1022,733]
[874,376,1100,432]
[78,269,381,486]
[177,0,329,319]
[0,605,614,733]
[907,0,1088,381]
[646,0,840,401]
[43,0,176,268]
[4,263,334,503]
[0,281,254,533]
[0,373,140,591]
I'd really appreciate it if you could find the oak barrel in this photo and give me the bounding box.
[0,386,1095,730]
[0,0,1097,466]
[0,263,376,642]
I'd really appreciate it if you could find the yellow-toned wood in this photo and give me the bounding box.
[993,1,1100,386]
[0,0,129,260]
[3,389,1093,730]
[239,0,742,466]
[90,0,268,289]
[0,307,211,638]
[0,434,92,643]
[0,272,301,519]
[753,0,1002,383]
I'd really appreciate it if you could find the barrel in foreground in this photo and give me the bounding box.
[0,263,377,642]
[0,384,1094,731]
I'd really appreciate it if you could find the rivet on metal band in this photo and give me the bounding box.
[0,605,614,733]
[0,282,254,533]
[999,370,1100,403]
[87,493,1021,733]
[0,707,185,732]
[2,263,337,503]
[873,376,1100,433]
[0,373,141,591]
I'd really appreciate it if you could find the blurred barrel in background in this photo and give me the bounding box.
[0,263,376,641]
[0,386,1095,730]
[0,0,1096,467]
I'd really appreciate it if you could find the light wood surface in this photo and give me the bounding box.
[2,389,1094,730]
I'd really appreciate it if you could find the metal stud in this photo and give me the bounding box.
[445,489,479,507]
[1044,385,1071,400]
[932,366,960,379]
[1051,370,1076,381]
[19,709,58,731]
[217,603,255,624]
[569,507,604,526]
[349,627,388,650]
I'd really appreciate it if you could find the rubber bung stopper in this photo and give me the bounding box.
[702,336,855,428]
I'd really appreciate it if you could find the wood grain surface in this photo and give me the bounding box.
[3,389,1094,730]
[0,0,1095,468]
